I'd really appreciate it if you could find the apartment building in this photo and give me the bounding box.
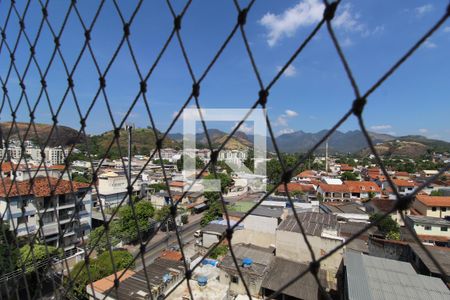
[413,194,450,218]
[0,177,92,254]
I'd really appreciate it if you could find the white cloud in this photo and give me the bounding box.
[340,37,353,47]
[444,26,450,33]
[424,40,437,48]
[370,124,392,131]
[277,64,297,77]
[419,128,428,133]
[259,0,324,46]
[259,0,376,46]
[285,109,299,117]
[278,128,295,135]
[275,109,299,127]
[234,122,254,135]
[415,4,433,17]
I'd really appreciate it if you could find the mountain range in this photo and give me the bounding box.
[2,122,449,157]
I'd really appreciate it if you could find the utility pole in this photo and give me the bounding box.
[325,139,329,174]
[126,124,133,205]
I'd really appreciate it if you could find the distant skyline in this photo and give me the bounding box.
[0,1,449,141]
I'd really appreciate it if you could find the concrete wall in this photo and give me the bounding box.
[232,229,276,248]
[410,222,450,238]
[243,215,278,234]
[276,230,343,273]
[202,232,221,249]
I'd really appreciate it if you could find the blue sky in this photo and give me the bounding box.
[1,0,449,141]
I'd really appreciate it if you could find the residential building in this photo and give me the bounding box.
[413,194,450,218]
[276,212,344,273]
[382,179,417,199]
[198,224,228,249]
[276,182,316,197]
[317,183,351,202]
[86,258,184,300]
[97,171,143,208]
[342,251,450,300]
[405,215,450,246]
[261,257,328,300]
[219,243,274,297]
[218,149,247,166]
[0,177,92,254]
[320,202,369,223]
[44,147,65,165]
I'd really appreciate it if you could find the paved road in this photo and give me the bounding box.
[134,218,202,271]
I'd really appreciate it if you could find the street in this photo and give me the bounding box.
[134,216,202,271]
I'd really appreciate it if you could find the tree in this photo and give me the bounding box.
[177,155,205,171]
[204,173,233,193]
[87,224,120,254]
[69,250,134,299]
[370,213,400,240]
[340,171,358,181]
[430,190,444,196]
[209,244,228,259]
[0,223,19,274]
[148,183,168,192]
[19,244,62,273]
[181,214,189,225]
[201,194,223,227]
[116,201,155,244]
[243,148,254,172]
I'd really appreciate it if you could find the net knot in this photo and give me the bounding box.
[99,76,106,88]
[67,76,74,88]
[140,243,146,254]
[281,169,293,184]
[352,97,366,116]
[156,138,163,150]
[2,85,7,94]
[114,127,121,138]
[258,89,268,107]
[54,37,60,47]
[52,115,58,124]
[210,150,219,165]
[29,112,35,120]
[185,269,192,280]
[41,79,47,87]
[42,7,48,18]
[80,118,86,128]
[174,15,182,30]
[169,205,177,217]
[238,9,248,26]
[127,185,134,195]
[1,30,5,40]
[395,195,413,211]
[19,20,25,30]
[140,81,147,93]
[310,260,320,275]
[10,53,15,61]
[192,83,200,98]
[324,1,338,21]
[113,278,120,288]
[11,112,16,119]
[123,23,130,37]
[225,228,233,241]
[29,46,35,55]
[84,30,91,41]
[19,82,26,90]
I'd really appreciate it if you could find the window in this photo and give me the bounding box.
[231,275,239,284]
[441,207,447,212]
[431,207,437,211]
[17,216,28,225]
[441,227,448,232]
[424,226,431,231]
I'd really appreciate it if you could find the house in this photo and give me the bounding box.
[198,223,228,249]
[413,194,450,218]
[219,243,274,297]
[276,212,344,273]
[0,177,92,254]
[421,170,440,178]
[294,170,318,181]
[86,270,136,300]
[344,181,381,200]
[405,215,450,247]
[382,179,417,199]
[86,258,184,300]
[342,251,450,300]
[317,183,351,202]
[232,206,284,248]
[320,202,369,223]
[394,171,410,180]
[339,164,354,173]
[364,198,411,226]
[276,182,316,197]
[261,257,328,300]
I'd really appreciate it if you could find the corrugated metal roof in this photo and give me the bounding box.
[345,252,450,300]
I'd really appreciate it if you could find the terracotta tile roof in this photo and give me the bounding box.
[277,182,315,193]
[160,250,183,261]
[391,179,416,187]
[340,164,354,171]
[1,162,16,172]
[394,171,410,177]
[296,170,317,178]
[415,195,450,207]
[344,181,381,193]
[169,181,186,188]
[92,270,135,293]
[1,162,66,173]
[0,177,90,198]
[318,183,350,193]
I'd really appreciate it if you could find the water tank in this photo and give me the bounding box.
[242,257,253,268]
[197,276,208,286]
